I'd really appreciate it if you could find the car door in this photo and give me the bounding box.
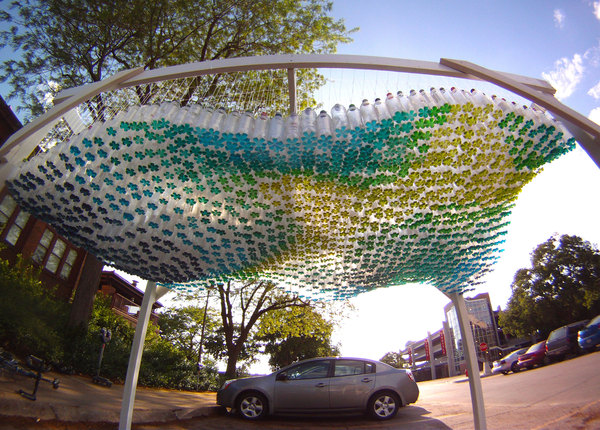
[329,359,375,409]
[273,359,331,411]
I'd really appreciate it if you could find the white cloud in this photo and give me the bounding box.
[553,9,565,28]
[541,54,584,100]
[593,2,600,20]
[590,107,600,125]
[589,81,600,99]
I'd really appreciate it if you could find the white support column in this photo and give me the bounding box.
[451,292,487,430]
[119,282,169,430]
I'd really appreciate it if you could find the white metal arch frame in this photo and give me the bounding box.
[1,54,598,430]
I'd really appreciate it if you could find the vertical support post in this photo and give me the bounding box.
[427,332,436,380]
[442,321,456,377]
[119,281,164,430]
[451,292,487,430]
[287,68,297,115]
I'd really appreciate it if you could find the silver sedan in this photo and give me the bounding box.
[216,357,419,421]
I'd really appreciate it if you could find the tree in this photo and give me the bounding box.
[158,304,220,363]
[210,279,310,379]
[255,304,340,370]
[0,0,355,120]
[499,234,600,338]
[379,351,407,369]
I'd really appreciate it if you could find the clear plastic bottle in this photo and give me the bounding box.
[316,110,333,137]
[408,89,425,110]
[300,107,317,136]
[449,87,469,105]
[469,89,492,107]
[194,107,214,129]
[359,99,377,123]
[208,107,227,131]
[373,98,391,120]
[396,91,414,111]
[284,112,300,140]
[153,102,180,122]
[385,92,403,114]
[347,104,363,129]
[438,88,456,105]
[221,111,240,134]
[267,112,284,140]
[428,87,445,106]
[330,103,349,130]
[236,110,254,136]
[251,111,269,140]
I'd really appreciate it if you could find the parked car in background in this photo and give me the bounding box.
[217,357,419,421]
[578,315,600,353]
[545,320,589,362]
[492,347,528,375]
[517,341,546,370]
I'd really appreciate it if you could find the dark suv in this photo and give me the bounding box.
[545,320,589,362]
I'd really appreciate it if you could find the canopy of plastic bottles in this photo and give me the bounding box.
[7,87,575,299]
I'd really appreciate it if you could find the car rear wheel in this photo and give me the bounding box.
[511,362,520,373]
[236,391,268,420]
[368,390,400,420]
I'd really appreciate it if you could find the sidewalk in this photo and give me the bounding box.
[0,369,221,427]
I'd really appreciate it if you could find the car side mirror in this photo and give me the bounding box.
[276,372,287,381]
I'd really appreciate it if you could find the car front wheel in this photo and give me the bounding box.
[368,390,400,420]
[236,391,268,420]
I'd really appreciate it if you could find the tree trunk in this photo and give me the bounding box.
[67,252,103,329]
[225,343,243,379]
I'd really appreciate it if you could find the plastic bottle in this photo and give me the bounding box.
[207,107,226,131]
[385,92,403,114]
[469,89,492,107]
[221,111,240,134]
[359,99,377,123]
[373,98,391,120]
[450,87,469,105]
[316,110,333,137]
[251,111,269,140]
[300,107,317,136]
[438,88,456,105]
[267,112,284,140]
[396,91,414,111]
[428,87,445,106]
[330,103,349,130]
[408,89,425,110]
[284,113,300,140]
[347,104,363,129]
[194,107,214,129]
[236,111,254,136]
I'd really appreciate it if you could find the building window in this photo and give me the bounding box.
[4,210,30,246]
[32,229,54,263]
[59,249,78,279]
[0,194,17,226]
[45,239,66,274]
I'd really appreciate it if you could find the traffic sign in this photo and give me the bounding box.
[479,342,488,352]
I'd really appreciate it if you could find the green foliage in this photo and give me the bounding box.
[499,234,600,338]
[0,255,69,361]
[255,304,340,370]
[0,0,355,119]
[379,351,407,369]
[158,305,220,362]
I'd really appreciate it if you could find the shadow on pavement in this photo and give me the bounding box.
[149,405,454,430]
